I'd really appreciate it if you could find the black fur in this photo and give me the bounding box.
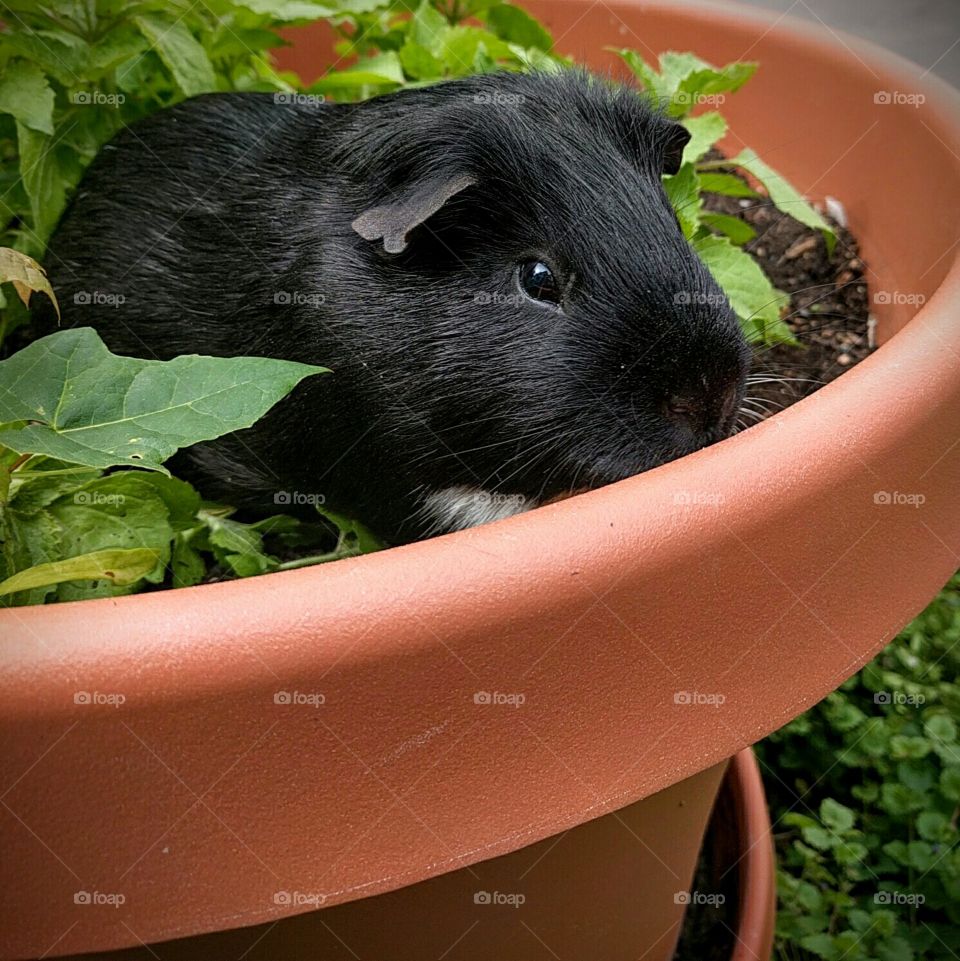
[40,70,750,543]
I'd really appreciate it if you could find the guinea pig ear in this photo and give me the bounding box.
[351,173,477,254]
[662,121,692,175]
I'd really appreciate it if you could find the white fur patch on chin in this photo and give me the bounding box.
[421,485,534,536]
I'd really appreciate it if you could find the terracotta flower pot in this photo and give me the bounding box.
[2,1,959,958]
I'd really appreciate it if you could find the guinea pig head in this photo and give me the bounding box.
[340,71,751,535]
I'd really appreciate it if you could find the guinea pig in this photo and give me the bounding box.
[40,69,750,545]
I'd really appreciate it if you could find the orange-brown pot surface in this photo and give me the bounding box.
[2,1,959,957]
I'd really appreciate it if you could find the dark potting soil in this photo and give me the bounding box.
[701,152,873,421]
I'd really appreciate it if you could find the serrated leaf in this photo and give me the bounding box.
[681,111,726,165]
[312,52,405,92]
[0,547,159,596]
[700,212,756,246]
[663,162,700,240]
[399,41,443,80]
[698,172,759,198]
[0,327,327,471]
[725,148,836,249]
[410,0,450,56]
[0,60,55,135]
[693,234,793,344]
[484,3,552,51]
[134,14,217,97]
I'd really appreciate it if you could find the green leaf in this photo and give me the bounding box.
[681,111,726,165]
[0,60,55,135]
[15,122,69,250]
[199,509,277,578]
[663,163,701,240]
[483,3,553,51]
[399,41,444,80]
[312,52,405,92]
[693,234,793,344]
[0,547,159,596]
[134,14,217,97]
[820,798,856,833]
[800,932,838,960]
[924,714,958,743]
[724,148,836,249]
[699,172,759,198]
[941,766,960,801]
[700,212,756,246]
[410,0,451,56]
[877,937,914,961]
[0,328,328,471]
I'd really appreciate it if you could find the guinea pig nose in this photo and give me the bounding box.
[665,395,698,420]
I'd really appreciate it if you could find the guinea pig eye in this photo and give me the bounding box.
[517,260,561,306]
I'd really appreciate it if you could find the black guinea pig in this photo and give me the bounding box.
[40,69,750,545]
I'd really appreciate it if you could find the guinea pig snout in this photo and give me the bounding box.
[663,381,741,440]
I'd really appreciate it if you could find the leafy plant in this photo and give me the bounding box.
[0,0,844,604]
[609,49,836,344]
[0,324,373,603]
[757,575,960,961]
